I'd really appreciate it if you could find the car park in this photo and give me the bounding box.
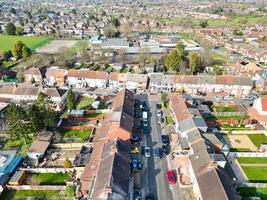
[161,135,170,145]
[131,147,139,154]
[166,170,176,184]
[155,147,163,158]
[145,147,151,158]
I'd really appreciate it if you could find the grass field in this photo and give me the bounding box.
[241,166,267,183]
[237,187,267,200]
[211,53,230,63]
[63,129,93,141]
[76,97,95,110]
[205,115,248,121]
[248,134,267,148]
[0,35,51,51]
[237,157,267,164]
[229,148,251,152]
[0,190,68,200]
[213,105,236,112]
[27,173,69,185]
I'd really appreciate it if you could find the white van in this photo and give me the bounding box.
[142,111,148,121]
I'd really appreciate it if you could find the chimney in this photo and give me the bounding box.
[111,145,118,153]
[104,186,112,193]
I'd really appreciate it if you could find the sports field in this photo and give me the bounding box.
[0,35,51,51]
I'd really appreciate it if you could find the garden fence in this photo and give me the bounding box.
[6,185,65,191]
[228,152,267,157]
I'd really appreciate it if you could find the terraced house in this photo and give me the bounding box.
[149,73,252,95]
[80,89,134,199]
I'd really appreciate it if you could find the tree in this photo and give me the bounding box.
[165,49,181,72]
[120,22,132,38]
[161,92,169,108]
[111,17,120,28]
[67,89,75,111]
[27,104,43,135]
[199,20,208,29]
[64,157,72,168]
[189,53,200,74]
[3,50,12,61]
[12,40,24,59]
[104,25,117,38]
[16,69,25,82]
[22,45,32,60]
[176,42,188,57]
[70,8,77,15]
[16,26,24,35]
[10,8,16,14]
[65,185,75,197]
[214,65,223,75]
[5,22,16,35]
[233,28,243,36]
[77,40,89,63]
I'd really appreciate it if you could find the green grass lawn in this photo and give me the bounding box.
[220,124,250,131]
[165,115,174,124]
[241,166,267,183]
[28,173,69,185]
[237,187,267,200]
[248,134,267,148]
[84,113,103,118]
[120,67,129,73]
[1,190,66,200]
[213,105,236,112]
[76,97,95,110]
[205,115,248,121]
[0,35,51,51]
[63,129,93,141]
[237,157,267,164]
[211,53,230,63]
[3,60,18,68]
[229,148,251,152]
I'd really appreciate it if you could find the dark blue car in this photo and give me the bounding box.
[161,135,170,145]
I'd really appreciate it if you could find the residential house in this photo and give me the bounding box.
[45,66,68,86]
[126,74,148,91]
[67,69,108,89]
[101,39,129,49]
[24,67,42,83]
[108,72,127,90]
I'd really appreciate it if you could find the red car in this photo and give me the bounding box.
[167,170,176,184]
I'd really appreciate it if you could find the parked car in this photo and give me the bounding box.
[131,147,139,154]
[161,135,170,145]
[143,120,148,127]
[157,117,162,124]
[224,95,234,100]
[137,160,143,169]
[243,96,254,101]
[131,136,141,143]
[143,126,149,135]
[131,159,138,171]
[156,103,161,109]
[157,109,161,117]
[155,147,163,158]
[166,170,176,184]
[214,96,223,101]
[145,147,151,158]
[162,145,170,155]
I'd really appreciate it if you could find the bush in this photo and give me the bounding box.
[65,185,75,197]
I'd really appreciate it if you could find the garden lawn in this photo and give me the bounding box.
[63,129,93,141]
[220,124,250,131]
[1,190,64,200]
[165,115,174,124]
[205,115,248,121]
[120,67,129,73]
[84,113,103,118]
[248,134,267,148]
[76,97,95,110]
[241,166,267,183]
[237,157,267,164]
[211,53,230,63]
[213,105,236,112]
[0,35,51,51]
[237,187,267,200]
[229,148,251,152]
[30,173,69,185]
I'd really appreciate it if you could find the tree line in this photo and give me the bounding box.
[6,92,58,141]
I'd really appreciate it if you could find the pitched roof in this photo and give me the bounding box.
[261,98,267,112]
[67,69,108,80]
[170,94,192,122]
[45,66,68,78]
[25,67,42,76]
[28,140,50,154]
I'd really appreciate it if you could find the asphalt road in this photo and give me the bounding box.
[136,93,181,200]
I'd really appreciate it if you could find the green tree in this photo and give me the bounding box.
[22,45,32,60]
[176,42,188,57]
[27,104,43,135]
[3,50,12,61]
[233,28,243,36]
[12,40,24,59]
[70,8,77,15]
[165,49,181,72]
[34,92,58,130]
[111,17,120,28]
[6,103,31,140]
[67,89,75,111]
[161,92,169,108]
[189,53,200,74]
[199,20,208,29]
[214,65,223,75]
[65,185,75,197]
[16,26,24,35]
[5,22,16,35]
[64,157,72,168]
